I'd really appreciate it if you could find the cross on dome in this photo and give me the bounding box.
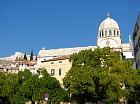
[107,12,110,17]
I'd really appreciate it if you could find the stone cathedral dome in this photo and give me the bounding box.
[99,15,120,31]
[98,14,121,38]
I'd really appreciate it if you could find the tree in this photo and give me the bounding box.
[0,72,6,96]
[0,72,11,104]
[23,53,27,60]
[0,71,25,104]
[30,50,33,61]
[127,69,140,104]
[0,71,28,104]
[0,69,69,104]
[38,69,70,104]
[35,55,37,60]
[63,47,139,104]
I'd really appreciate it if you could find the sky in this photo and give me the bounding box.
[0,0,140,57]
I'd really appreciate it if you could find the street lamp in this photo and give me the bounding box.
[44,93,49,104]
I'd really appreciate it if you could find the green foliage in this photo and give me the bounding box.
[127,69,140,103]
[0,72,6,96]
[0,69,69,104]
[63,47,139,104]
[23,53,27,60]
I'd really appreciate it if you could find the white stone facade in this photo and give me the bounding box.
[38,15,133,60]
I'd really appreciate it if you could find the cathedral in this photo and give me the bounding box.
[38,14,134,84]
[38,14,133,60]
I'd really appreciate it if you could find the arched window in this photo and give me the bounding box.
[102,31,104,37]
[105,30,107,36]
[117,31,119,35]
[109,30,112,36]
[114,30,116,35]
[100,32,101,37]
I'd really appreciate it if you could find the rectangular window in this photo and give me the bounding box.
[51,62,54,64]
[59,61,62,63]
[59,68,62,76]
[138,37,140,47]
[50,69,55,76]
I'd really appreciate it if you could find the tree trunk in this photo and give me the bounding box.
[98,101,104,104]
[31,99,35,104]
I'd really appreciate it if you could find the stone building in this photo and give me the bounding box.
[41,55,71,84]
[133,13,140,69]
[38,14,133,83]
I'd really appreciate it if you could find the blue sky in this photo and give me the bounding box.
[0,0,140,57]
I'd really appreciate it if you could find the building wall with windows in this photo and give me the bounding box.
[41,55,71,84]
[133,13,140,69]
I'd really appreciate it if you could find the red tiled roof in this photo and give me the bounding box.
[12,60,36,66]
[41,55,71,62]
